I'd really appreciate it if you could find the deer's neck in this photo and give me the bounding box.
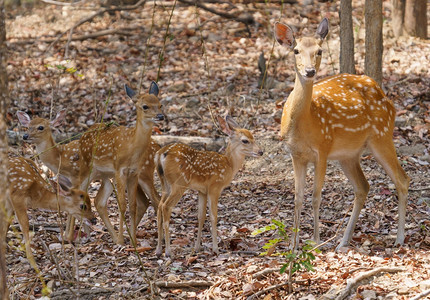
[225,142,246,178]
[31,189,64,211]
[280,74,314,138]
[35,136,62,173]
[133,115,153,154]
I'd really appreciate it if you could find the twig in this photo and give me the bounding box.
[40,240,72,281]
[178,0,254,26]
[44,0,147,54]
[40,0,85,5]
[334,266,405,300]
[410,289,430,300]
[409,186,430,191]
[247,279,308,300]
[157,0,177,82]
[252,267,278,279]
[155,280,214,288]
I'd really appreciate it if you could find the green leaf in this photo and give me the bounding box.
[272,219,285,229]
[280,263,289,274]
[251,224,276,236]
[302,261,315,272]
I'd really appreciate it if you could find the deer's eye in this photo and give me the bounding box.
[80,204,87,210]
[242,139,249,144]
[317,49,323,56]
[37,126,44,131]
[293,49,299,55]
[142,105,149,110]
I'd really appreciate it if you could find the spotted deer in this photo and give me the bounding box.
[274,18,409,249]
[2,157,96,272]
[16,110,161,243]
[78,81,164,245]
[155,116,263,257]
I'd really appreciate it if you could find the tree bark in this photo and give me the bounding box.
[404,0,427,38]
[0,0,10,298]
[339,0,355,74]
[391,0,406,37]
[365,0,383,86]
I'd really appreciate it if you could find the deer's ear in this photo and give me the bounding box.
[17,111,31,127]
[225,115,240,130]
[124,84,137,99]
[218,116,232,136]
[316,18,329,42]
[51,109,67,127]
[274,22,296,49]
[149,81,159,97]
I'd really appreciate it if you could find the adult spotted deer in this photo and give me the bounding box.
[78,81,164,245]
[274,18,409,249]
[155,116,263,257]
[16,111,161,242]
[2,157,96,272]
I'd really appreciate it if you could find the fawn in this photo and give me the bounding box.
[2,156,96,272]
[16,110,161,242]
[78,81,164,245]
[274,18,409,249]
[155,116,263,257]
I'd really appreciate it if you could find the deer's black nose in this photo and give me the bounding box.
[156,114,165,121]
[23,133,29,140]
[305,68,316,78]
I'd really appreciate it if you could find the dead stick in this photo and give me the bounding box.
[410,289,430,300]
[335,266,405,300]
[178,0,254,25]
[155,280,214,288]
[44,0,147,53]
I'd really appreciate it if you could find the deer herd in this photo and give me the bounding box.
[2,18,409,277]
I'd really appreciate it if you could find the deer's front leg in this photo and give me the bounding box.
[292,157,307,250]
[195,192,208,252]
[127,171,139,246]
[312,156,327,244]
[208,190,222,255]
[115,172,127,245]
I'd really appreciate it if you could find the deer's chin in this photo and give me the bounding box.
[301,74,316,82]
[246,152,262,158]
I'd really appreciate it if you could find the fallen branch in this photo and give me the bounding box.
[252,267,279,279]
[155,280,214,288]
[152,135,225,151]
[247,279,308,300]
[10,26,139,46]
[410,289,430,300]
[50,287,117,299]
[334,266,405,300]
[45,0,147,53]
[178,0,254,26]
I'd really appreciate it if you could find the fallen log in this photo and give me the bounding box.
[8,130,226,152]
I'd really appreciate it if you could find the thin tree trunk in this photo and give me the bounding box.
[0,0,10,298]
[365,0,383,86]
[404,0,427,38]
[391,0,406,37]
[339,0,355,74]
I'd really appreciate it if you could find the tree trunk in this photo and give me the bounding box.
[391,0,406,37]
[0,0,10,298]
[365,0,383,86]
[404,0,427,38]
[339,0,355,74]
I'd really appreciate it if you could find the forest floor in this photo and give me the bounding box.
[3,0,430,299]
